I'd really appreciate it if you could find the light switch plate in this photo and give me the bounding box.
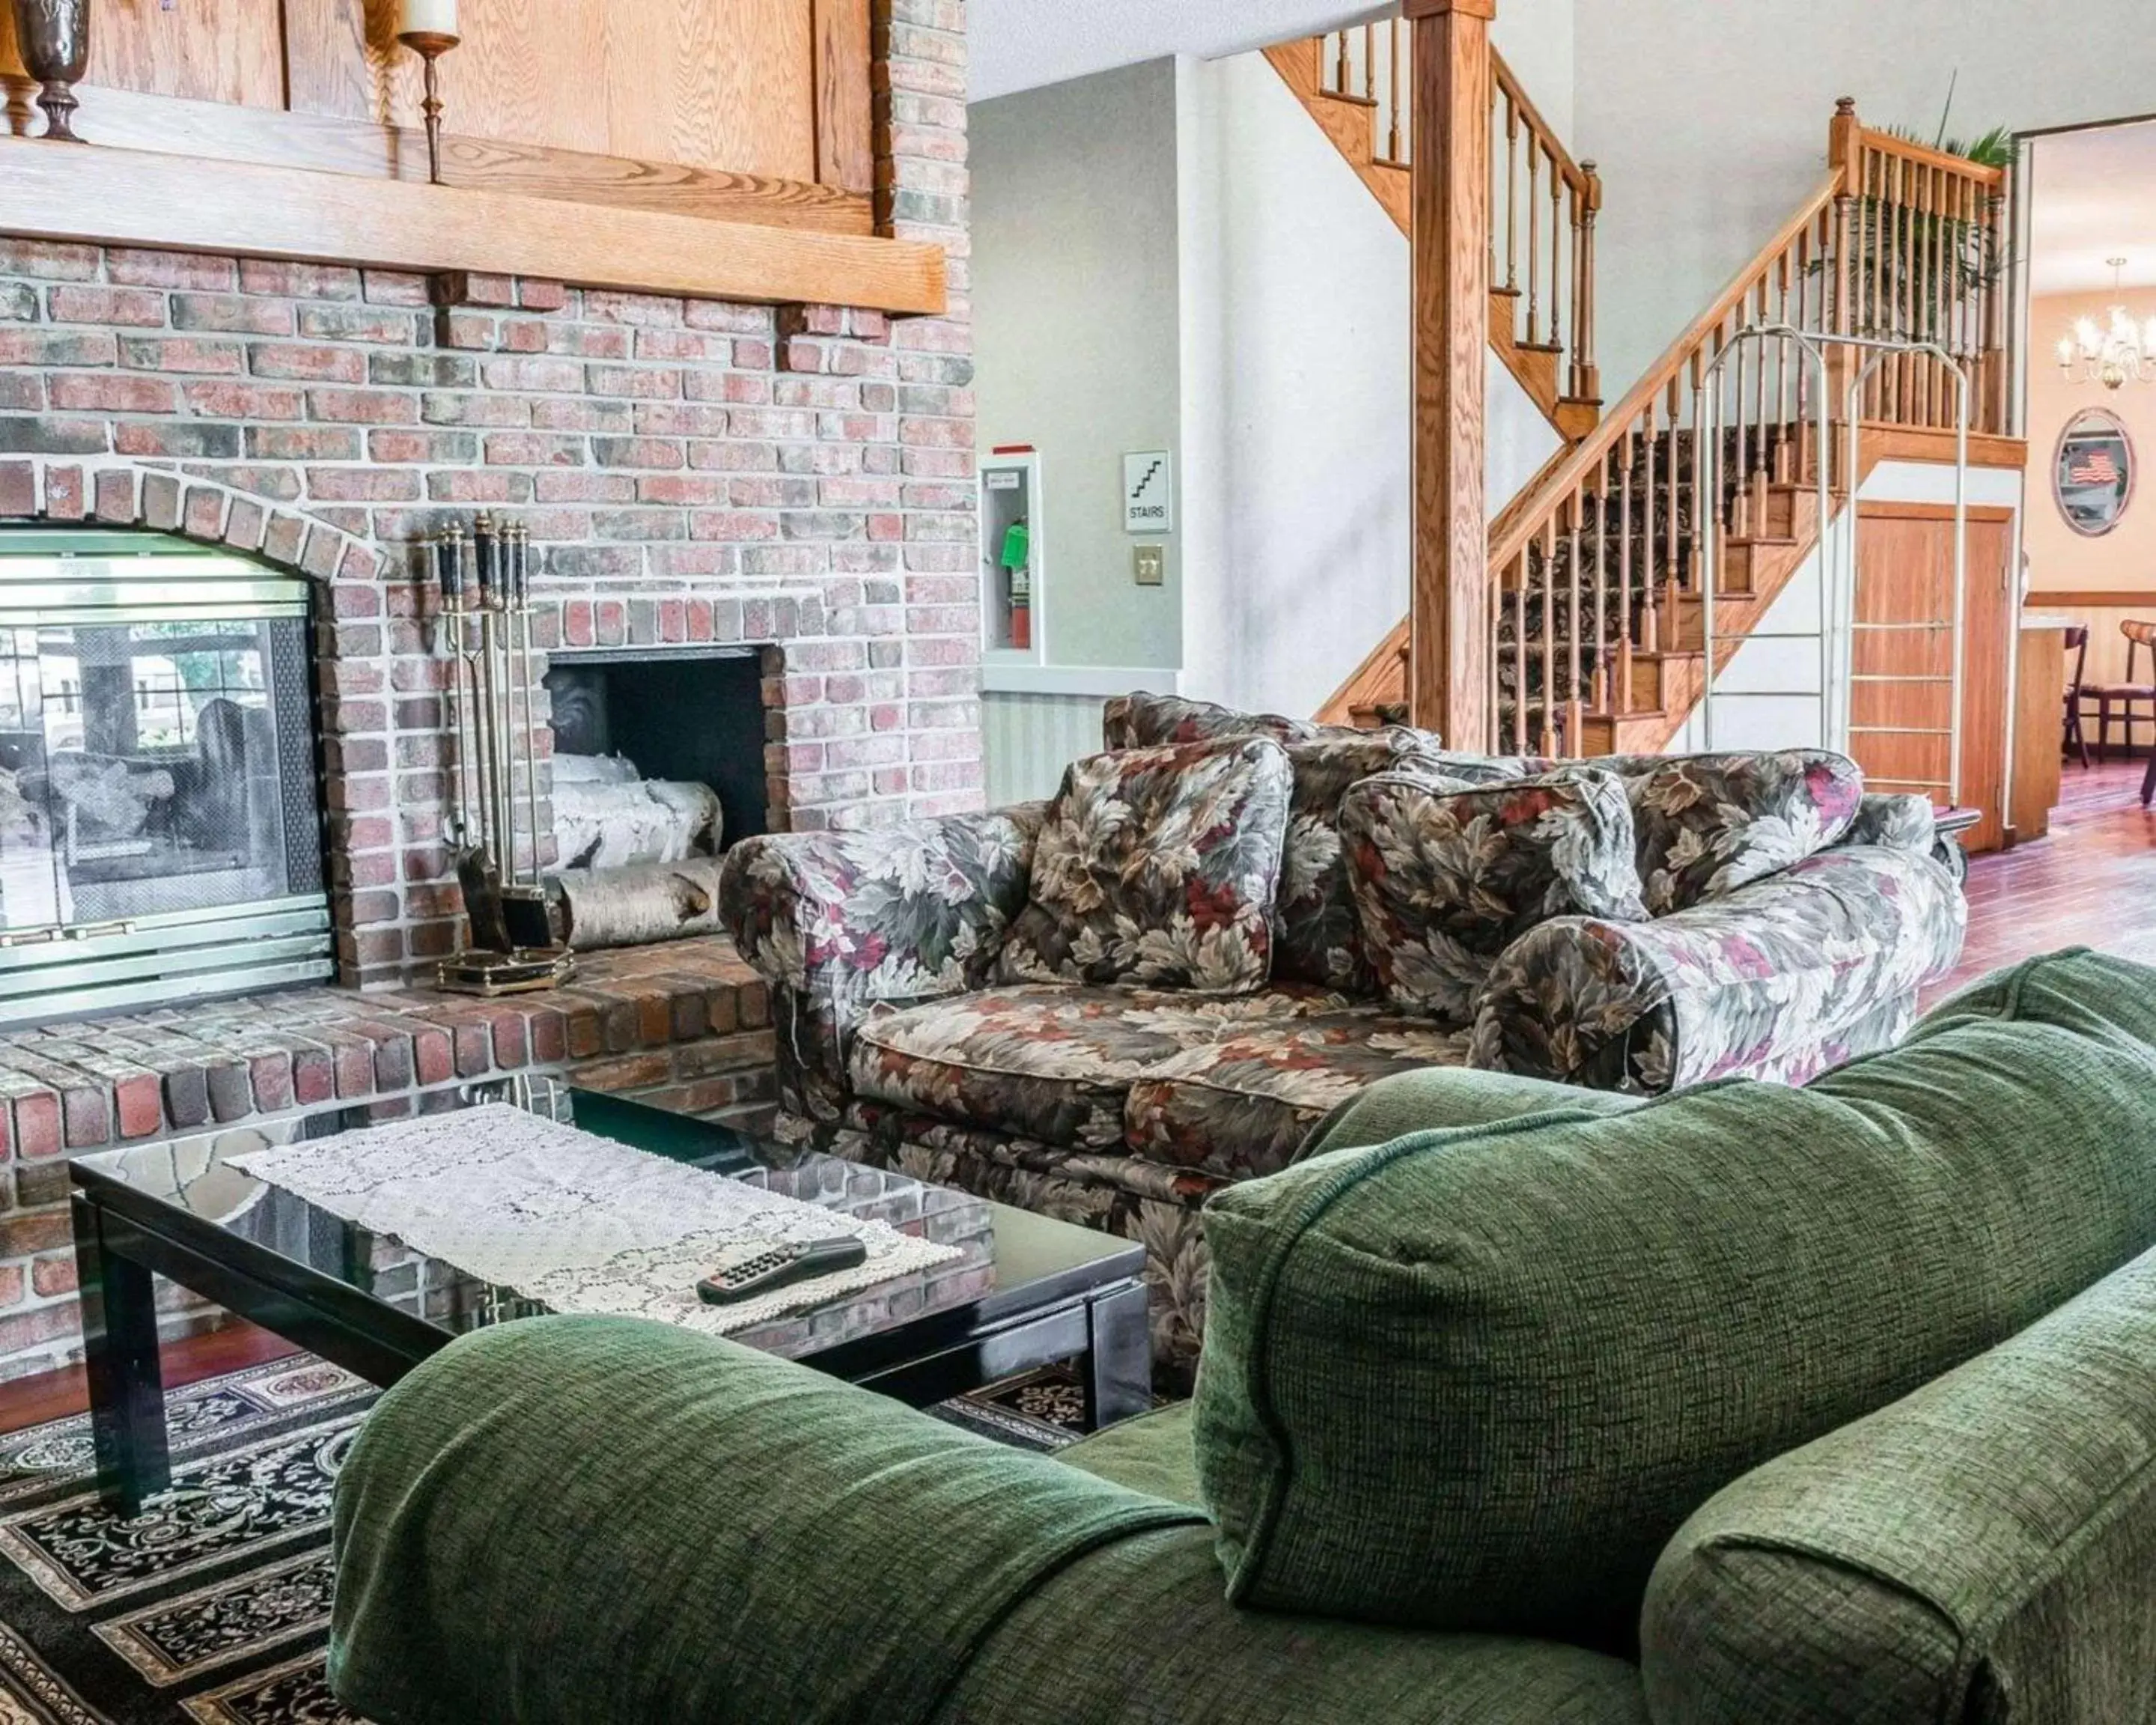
[1133,544,1166,586]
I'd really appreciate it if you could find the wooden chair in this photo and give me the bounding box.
[2090,619,2156,761]
[2063,624,2092,770]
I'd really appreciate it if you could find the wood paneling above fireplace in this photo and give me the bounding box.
[0,0,931,314]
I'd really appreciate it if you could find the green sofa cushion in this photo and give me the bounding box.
[1643,1242,2156,1724]
[1062,1401,1205,1506]
[1300,1065,1645,1160]
[1190,949,2156,1649]
[937,1525,1649,1725]
[330,1317,1204,1725]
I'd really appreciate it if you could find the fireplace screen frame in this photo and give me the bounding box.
[0,529,333,1026]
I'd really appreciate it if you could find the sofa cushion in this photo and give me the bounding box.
[1105,690,1330,750]
[1190,949,2156,1651]
[1339,767,1648,1022]
[1273,737,1553,993]
[997,738,1294,993]
[1604,749,1865,913]
[1123,1009,1473,1181]
[849,985,1320,1151]
[1642,1241,2156,1725]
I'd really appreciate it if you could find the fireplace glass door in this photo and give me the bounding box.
[0,532,331,1023]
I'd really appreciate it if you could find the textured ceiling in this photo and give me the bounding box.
[2031,120,2156,298]
[970,0,1386,103]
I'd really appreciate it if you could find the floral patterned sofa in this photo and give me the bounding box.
[718,693,1967,1378]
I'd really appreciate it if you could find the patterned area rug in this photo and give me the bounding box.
[0,1354,1090,1723]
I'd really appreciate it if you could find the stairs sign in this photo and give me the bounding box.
[1124,451,1174,534]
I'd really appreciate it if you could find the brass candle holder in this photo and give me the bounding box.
[396,28,460,186]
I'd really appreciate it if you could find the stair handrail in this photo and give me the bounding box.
[1491,52,1589,196]
[1484,171,1842,752]
[1489,171,1842,576]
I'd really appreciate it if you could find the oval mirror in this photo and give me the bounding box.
[2055,407,2135,537]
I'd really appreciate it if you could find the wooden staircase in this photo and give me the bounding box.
[1305,76,2012,758]
[1263,27,1601,445]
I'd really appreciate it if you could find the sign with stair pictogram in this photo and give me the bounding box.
[1124,451,1172,534]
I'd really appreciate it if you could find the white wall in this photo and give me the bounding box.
[1490,0,1574,142]
[1176,50,1560,719]
[972,61,1185,675]
[1576,0,2156,406]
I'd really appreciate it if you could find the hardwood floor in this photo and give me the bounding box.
[0,766,2142,1438]
[0,1322,299,1435]
[1936,755,2156,999]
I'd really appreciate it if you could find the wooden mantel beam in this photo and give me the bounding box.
[1404,0,1493,750]
[0,136,945,317]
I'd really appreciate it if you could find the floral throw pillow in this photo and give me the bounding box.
[1617,750,1864,915]
[1273,734,1428,991]
[996,737,1294,993]
[1340,767,1649,1023]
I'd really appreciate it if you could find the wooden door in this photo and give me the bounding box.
[1851,503,2015,853]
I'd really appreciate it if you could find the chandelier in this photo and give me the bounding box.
[2057,258,2156,390]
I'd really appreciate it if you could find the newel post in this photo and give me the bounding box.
[1826,96,1863,463]
[1405,0,1493,750]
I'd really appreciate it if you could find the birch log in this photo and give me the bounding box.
[549,857,728,950]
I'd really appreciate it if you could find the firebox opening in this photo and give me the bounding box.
[0,529,332,1026]
[543,648,768,872]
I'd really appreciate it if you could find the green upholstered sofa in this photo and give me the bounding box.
[330,950,2156,1725]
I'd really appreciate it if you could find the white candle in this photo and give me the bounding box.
[398,0,457,37]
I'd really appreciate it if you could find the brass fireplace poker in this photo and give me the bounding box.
[429,516,573,996]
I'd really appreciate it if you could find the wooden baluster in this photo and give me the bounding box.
[1387,16,1404,162]
[1539,514,1557,755]
[1618,423,1636,711]
[1577,163,1601,403]
[1512,555,1529,751]
[1642,399,1662,656]
[1891,153,1910,421]
[1590,454,1609,712]
[1794,222,1813,485]
[1550,150,1565,371]
[1526,144,1541,344]
[1363,22,1377,103]
[1773,249,1791,481]
[1567,174,1586,399]
[1505,97,1519,295]
[1663,375,1683,646]
[1566,490,1586,740]
[1751,276,1768,519]
[1335,30,1350,93]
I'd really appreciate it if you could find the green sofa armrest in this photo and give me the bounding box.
[716,805,1045,1117]
[1469,845,1967,1093]
[1644,1243,2156,1724]
[330,1318,1649,1725]
[329,1316,1202,1725]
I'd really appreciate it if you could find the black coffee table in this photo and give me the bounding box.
[68,1088,1151,1513]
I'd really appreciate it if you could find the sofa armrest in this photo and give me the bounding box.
[1839,791,1937,856]
[718,803,1045,1116]
[329,1318,1202,1725]
[1469,845,1967,1094]
[1643,1247,2156,1724]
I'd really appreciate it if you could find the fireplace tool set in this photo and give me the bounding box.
[427,517,575,995]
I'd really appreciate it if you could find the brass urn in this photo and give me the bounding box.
[10,0,90,142]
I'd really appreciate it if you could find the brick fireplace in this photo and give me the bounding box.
[0,5,978,1376]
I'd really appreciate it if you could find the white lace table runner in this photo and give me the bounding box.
[230,1104,962,1336]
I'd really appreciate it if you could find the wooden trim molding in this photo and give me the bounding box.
[2,79,874,234]
[2026,590,2156,611]
[1858,422,2028,472]
[0,137,945,314]
[1854,502,2016,524]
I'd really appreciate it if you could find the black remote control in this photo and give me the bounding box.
[696,1235,868,1305]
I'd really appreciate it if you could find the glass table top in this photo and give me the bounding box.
[71,1086,1139,1363]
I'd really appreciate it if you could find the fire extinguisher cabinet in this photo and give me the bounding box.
[981,448,1043,667]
